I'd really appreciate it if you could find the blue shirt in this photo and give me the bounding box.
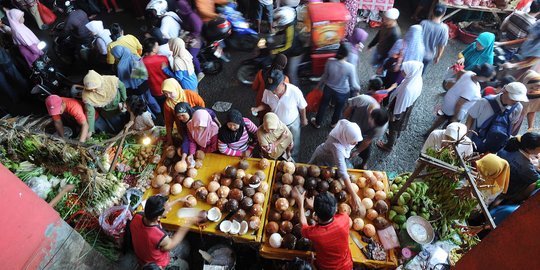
[163,67,198,92]
[498,149,540,198]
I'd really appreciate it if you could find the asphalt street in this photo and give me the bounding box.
[10,2,537,174]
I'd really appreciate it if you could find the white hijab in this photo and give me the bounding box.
[329,119,363,158]
[391,61,424,115]
[85,21,112,45]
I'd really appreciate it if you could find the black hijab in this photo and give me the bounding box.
[174,102,194,118]
[219,109,245,144]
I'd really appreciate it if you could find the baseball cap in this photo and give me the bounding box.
[433,4,447,17]
[444,122,468,141]
[144,195,168,219]
[384,8,400,20]
[265,69,285,92]
[45,95,63,116]
[504,82,528,102]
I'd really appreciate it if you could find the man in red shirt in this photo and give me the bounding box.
[45,95,90,142]
[130,195,193,268]
[292,187,353,270]
[142,38,169,109]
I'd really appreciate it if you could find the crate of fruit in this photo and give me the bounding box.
[259,161,398,268]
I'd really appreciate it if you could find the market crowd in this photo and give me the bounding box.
[1,0,540,268]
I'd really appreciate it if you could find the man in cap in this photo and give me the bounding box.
[466,82,529,153]
[45,95,90,143]
[367,7,401,68]
[422,122,473,157]
[252,54,290,123]
[252,69,308,161]
[129,195,194,268]
[420,3,449,70]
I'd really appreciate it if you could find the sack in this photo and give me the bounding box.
[37,1,56,25]
[471,96,518,153]
[306,87,323,113]
[131,59,148,80]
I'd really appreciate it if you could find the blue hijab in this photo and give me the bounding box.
[388,24,425,62]
[111,45,145,89]
[462,32,495,70]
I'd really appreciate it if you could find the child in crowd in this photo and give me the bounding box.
[126,95,155,131]
[366,77,397,105]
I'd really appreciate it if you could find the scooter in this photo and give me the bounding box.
[218,3,259,52]
[199,17,232,75]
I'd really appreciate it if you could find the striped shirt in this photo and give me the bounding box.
[501,11,537,40]
[218,118,258,156]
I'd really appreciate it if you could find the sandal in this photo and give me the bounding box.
[310,117,321,129]
[376,140,392,152]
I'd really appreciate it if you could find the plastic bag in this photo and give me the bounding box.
[446,22,458,39]
[306,88,323,113]
[99,205,133,240]
[37,1,56,25]
[131,59,148,80]
[27,175,52,199]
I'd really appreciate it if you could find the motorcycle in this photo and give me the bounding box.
[50,5,93,66]
[218,3,259,52]
[30,42,83,100]
[199,17,232,75]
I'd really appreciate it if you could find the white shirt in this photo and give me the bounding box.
[442,71,481,120]
[160,12,181,39]
[259,0,272,6]
[421,129,474,157]
[262,83,307,126]
[467,94,523,131]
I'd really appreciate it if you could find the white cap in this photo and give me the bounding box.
[384,8,400,20]
[444,122,468,141]
[505,82,528,102]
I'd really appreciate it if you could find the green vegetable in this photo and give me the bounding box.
[388,210,397,221]
[393,215,407,225]
[393,205,408,215]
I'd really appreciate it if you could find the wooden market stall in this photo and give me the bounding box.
[440,0,522,23]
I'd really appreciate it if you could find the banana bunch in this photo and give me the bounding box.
[388,174,434,230]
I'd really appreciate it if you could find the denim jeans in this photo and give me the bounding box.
[287,116,301,161]
[315,85,349,126]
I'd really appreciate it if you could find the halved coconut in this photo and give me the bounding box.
[230,220,241,234]
[219,220,232,233]
[207,207,222,222]
[239,220,248,235]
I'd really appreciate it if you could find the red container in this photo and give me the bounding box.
[458,27,478,44]
[311,52,336,76]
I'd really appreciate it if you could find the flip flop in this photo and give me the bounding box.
[310,118,321,129]
[376,141,392,152]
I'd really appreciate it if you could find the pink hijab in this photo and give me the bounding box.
[187,110,219,148]
[7,9,40,46]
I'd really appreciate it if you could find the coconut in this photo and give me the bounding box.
[229,188,244,201]
[236,169,246,180]
[268,210,281,222]
[216,198,228,211]
[321,168,333,180]
[184,195,197,207]
[197,210,208,225]
[224,166,237,179]
[159,184,171,195]
[266,221,279,234]
[183,177,194,189]
[282,162,296,174]
[280,220,293,234]
[259,158,270,169]
[231,178,244,189]
[373,217,391,230]
[363,188,376,199]
[317,181,329,193]
[220,177,232,187]
[296,238,312,251]
[281,173,293,185]
[292,175,305,186]
[374,190,387,201]
[250,204,263,217]
[243,186,256,197]
[366,209,378,221]
[248,216,261,230]
[207,181,220,193]
[206,192,219,205]
[249,175,262,188]
[351,183,359,194]
[358,177,367,188]
[238,159,249,170]
[219,220,232,233]
[187,168,198,178]
[207,207,222,222]
[282,234,297,249]
[281,209,294,221]
[240,197,254,210]
[373,181,385,191]
[269,233,282,248]
[239,220,249,235]
[335,190,348,202]
[253,192,265,204]
[232,209,247,222]
[210,173,221,182]
[224,199,239,212]
[338,203,351,216]
[170,183,182,195]
[217,186,230,198]
[174,161,187,173]
[308,165,321,177]
[363,224,376,237]
[295,165,308,177]
[362,198,374,209]
[304,178,317,191]
[353,218,365,231]
[280,184,292,198]
[257,182,269,193]
[196,187,209,201]
[373,200,389,214]
[275,198,289,212]
[329,180,343,193]
[195,150,205,160]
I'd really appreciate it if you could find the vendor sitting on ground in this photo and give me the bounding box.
[217,109,258,157]
[421,122,474,158]
[291,188,352,270]
[125,95,155,131]
[130,195,193,268]
[475,154,511,206]
[256,112,293,160]
[45,95,90,143]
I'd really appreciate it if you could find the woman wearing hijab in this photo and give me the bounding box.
[518,70,540,130]
[85,20,112,57]
[6,9,43,67]
[309,119,364,214]
[388,24,425,63]
[422,122,474,157]
[162,78,205,145]
[111,46,161,116]
[82,70,128,135]
[187,109,219,154]
[346,27,369,67]
[475,154,511,206]
[257,112,293,160]
[162,38,198,91]
[458,32,495,70]
[377,61,424,151]
[176,0,203,77]
[173,102,219,153]
[218,109,258,157]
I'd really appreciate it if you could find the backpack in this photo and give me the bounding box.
[471,96,518,153]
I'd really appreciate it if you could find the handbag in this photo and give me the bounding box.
[306,87,323,113]
[131,59,148,80]
[37,1,56,25]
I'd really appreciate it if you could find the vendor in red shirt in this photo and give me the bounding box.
[45,95,90,142]
[291,187,353,270]
[130,195,193,268]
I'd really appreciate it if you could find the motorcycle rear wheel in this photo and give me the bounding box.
[236,63,258,85]
[226,33,259,52]
[201,59,223,75]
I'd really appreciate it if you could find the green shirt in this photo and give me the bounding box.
[85,81,127,132]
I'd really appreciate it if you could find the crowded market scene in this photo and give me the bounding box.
[1,0,540,268]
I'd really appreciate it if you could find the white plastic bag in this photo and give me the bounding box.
[99,205,133,239]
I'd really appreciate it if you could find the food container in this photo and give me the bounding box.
[405,216,435,245]
[142,153,275,242]
[259,163,398,268]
